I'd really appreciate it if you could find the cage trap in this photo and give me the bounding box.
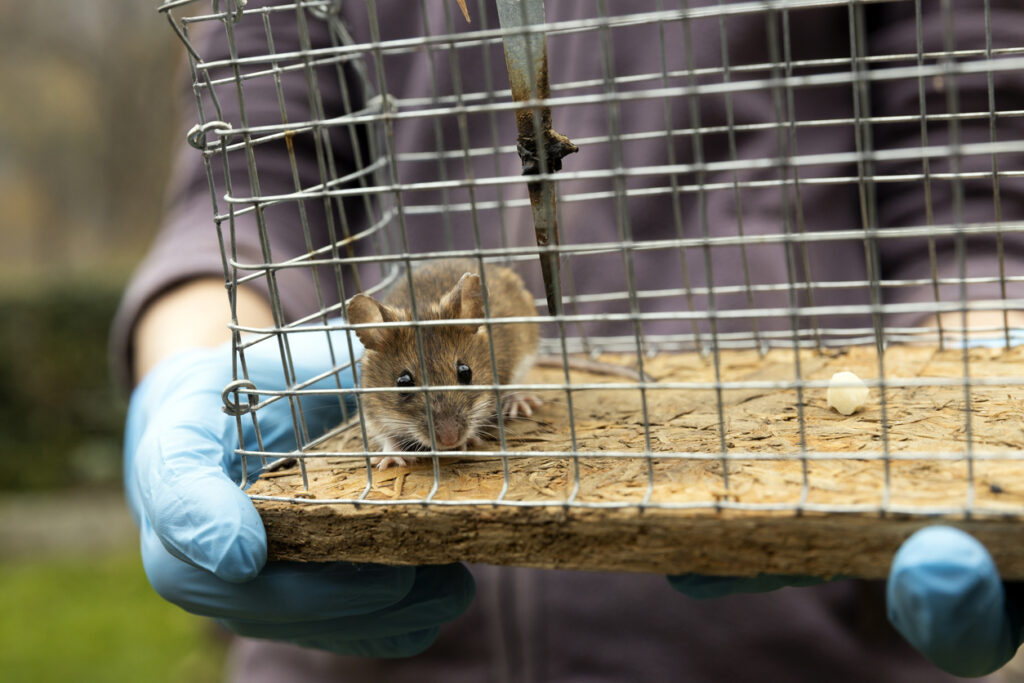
[160,0,1024,579]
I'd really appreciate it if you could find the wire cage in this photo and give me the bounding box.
[158,0,1024,577]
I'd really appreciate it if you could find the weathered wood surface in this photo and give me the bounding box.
[249,345,1024,578]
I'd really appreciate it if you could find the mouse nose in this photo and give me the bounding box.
[434,419,462,449]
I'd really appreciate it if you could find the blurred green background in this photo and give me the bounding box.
[0,1,228,679]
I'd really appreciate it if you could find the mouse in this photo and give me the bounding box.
[346,258,541,469]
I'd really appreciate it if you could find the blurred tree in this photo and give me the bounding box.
[0,283,125,490]
[0,1,190,490]
[0,0,183,279]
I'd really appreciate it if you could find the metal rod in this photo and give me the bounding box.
[495,0,578,316]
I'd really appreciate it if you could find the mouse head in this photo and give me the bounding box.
[347,272,498,450]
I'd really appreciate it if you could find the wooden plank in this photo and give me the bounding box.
[248,344,1024,577]
[255,503,1024,579]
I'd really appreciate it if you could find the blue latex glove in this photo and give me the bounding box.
[887,526,1022,676]
[668,573,826,599]
[671,528,1023,677]
[124,326,474,657]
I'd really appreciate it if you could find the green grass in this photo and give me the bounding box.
[0,549,227,683]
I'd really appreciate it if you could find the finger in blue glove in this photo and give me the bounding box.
[887,525,1023,677]
[668,572,827,599]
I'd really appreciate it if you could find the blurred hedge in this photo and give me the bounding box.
[0,282,125,491]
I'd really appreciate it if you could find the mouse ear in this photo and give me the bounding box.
[347,294,402,350]
[438,272,484,331]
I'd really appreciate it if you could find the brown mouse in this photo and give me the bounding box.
[347,258,540,469]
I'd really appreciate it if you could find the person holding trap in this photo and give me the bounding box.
[115,0,1024,680]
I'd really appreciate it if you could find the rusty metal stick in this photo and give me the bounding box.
[495,0,578,317]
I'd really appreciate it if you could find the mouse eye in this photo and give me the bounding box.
[456,362,472,385]
[396,370,414,398]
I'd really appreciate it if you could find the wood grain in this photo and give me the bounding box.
[248,344,1024,578]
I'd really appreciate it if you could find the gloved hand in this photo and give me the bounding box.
[887,526,1022,676]
[670,527,1023,676]
[124,326,475,657]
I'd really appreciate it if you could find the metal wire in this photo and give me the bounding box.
[160,0,1024,518]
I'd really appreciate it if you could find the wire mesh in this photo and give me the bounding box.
[160,0,1024,521]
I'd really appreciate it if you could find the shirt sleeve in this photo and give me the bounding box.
[110,3,366,390]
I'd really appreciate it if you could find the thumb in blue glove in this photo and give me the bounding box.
[125,325,475,656]
[887,525,1023,677]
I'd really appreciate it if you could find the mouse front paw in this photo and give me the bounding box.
[371,455,419,470]
[503,393,543,419]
